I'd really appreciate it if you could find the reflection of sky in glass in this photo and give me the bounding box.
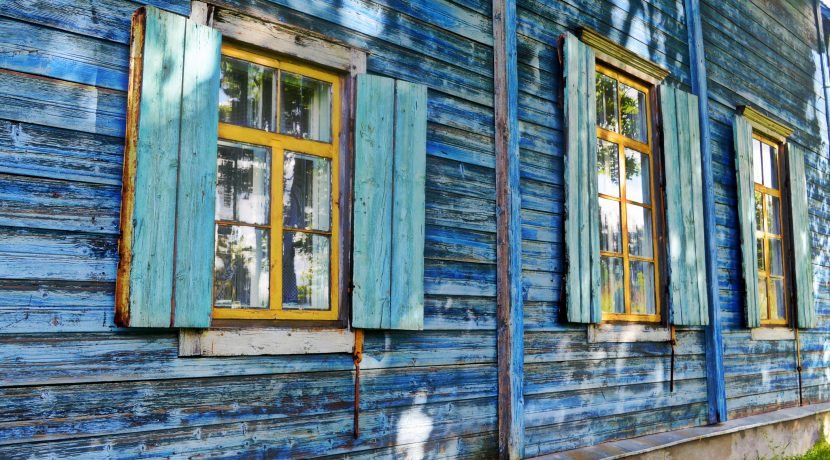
[627,204,653,258]
[214,225,269,309]
[599,198,622,253]
[216,141,270,225]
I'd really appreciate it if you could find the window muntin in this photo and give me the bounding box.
[213,44,341,321]
[753,135,788,325]
[595,65,660,322]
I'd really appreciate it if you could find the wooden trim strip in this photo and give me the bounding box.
[685,0,727,424]
[578,26,670,85]
[493,0,524,457]
[740,106,794,143]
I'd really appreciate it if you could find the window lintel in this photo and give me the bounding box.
[740,105,794,143]
[578,26,670,85]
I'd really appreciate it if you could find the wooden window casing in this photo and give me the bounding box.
[595,64,661,323]
[753,133,789,326]
[212,44,342,321]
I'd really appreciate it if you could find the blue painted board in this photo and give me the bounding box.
[390,80,427,331]
[788,143,816,329]
[172,19,221,328]
[733,114,760,328]
[352,74,395,329]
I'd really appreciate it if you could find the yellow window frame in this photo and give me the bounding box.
[753,133,789,326]
[596,63,661,323]
[212,44,342,321]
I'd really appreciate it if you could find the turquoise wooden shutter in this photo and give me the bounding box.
[352,75,427,330]
[661,85,709,326]
[562,33,601,324]
[733,114,761,328]
[116,6,221,328]
[788,143,816,328]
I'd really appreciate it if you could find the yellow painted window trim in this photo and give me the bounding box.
[596,64,661,323]
[753,133,789,326]
[213,43,342,322]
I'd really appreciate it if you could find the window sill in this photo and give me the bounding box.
[751,327,795,341]
[179,327,356,356]
[588,323,670,343]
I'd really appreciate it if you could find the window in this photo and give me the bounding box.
[752,134,788,325]
[595,64,661,322]
[212,44,341,321]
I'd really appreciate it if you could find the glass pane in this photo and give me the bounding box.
[753,139,763,185]
[216,141,271,225]
[762,143,779,189]
[283,152,331,232]
[769,238,783,276]
[756,236,765,272]
[630,261,656,315]
[282,232,331,310]
[214,225,270,309]
[620,83,648,143]
[600,256,625,313]
[765,194,781,235]
[219,56,276,132]
[759,275,768,320]
[599,198,622,253]
[627,204,654,258]
[771,278,786,320]
[625,149,651,204]
[597,138,620,197]
[754,190,763,232]
[280,72,332,142]
[596,73,618,132]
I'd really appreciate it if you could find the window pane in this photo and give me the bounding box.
[625,149,651,204]
[765,194,781,235]
[756,236,765,272]
[627,204,654,258]
[630,261,656,315]
[283,152,331,232]
[214,225,270,309]
[771,278,786,320]
[596,73,618,132]
[280,72,332,142]
[599,198,622,253]
[216,141,270,225]
[754,190,763,232]
[282,232,330,310]
[762,143,779,189]
[597,138,620,197]
[620,83,648,143]
[769,238,783,276]
[759,275,768,320]
[600,256,625,313]
[219,56,276,132]
[753,139,763,185]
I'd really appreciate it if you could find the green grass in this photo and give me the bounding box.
[784,435,830,460]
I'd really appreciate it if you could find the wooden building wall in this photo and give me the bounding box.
[0,0,501,457]
[700,0,830,419]
[0,0,828,458]
[515,0,712,456]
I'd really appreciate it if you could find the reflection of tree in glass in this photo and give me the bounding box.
[596,73,618,132]
[217,146,255,220]
[214,228,269,307]
[219,58,272,130]
[597,141,640,181]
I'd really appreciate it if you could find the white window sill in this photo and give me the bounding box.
[588,323,671,343]
[751,327,795,341]
[179,327,356,356]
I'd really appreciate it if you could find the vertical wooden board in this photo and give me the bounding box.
[390,80,427,330]
[563,33,597,324]
[788,143,816,329]
[173,19,221,328]
[661,85,685,325]
[677,89,700,326]
[686,91,709,325]
[125,6,186,327]
[733,114,760,328]
[352,74,395,329]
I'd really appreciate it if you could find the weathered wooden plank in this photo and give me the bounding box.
[493,0,523,456]
[352,74,395,329]
[390,80,427,330]
[0,120,123,186]
[788,143,817,329]
[171,17,221,328]
[115,6,185,328]
[733,114,759,328]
